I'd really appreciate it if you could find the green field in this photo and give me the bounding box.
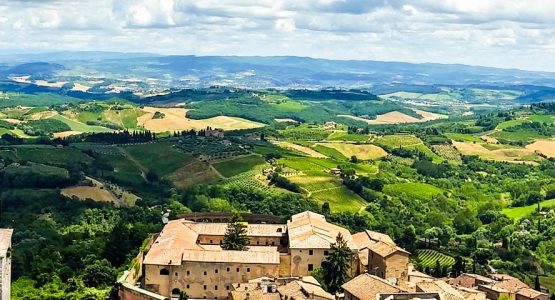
[51,114,113,133]
[491,129,545,144]
[502,198,555,219]
[212,155,266,178]
[528,114,555,124]
[327,131,370,142]
[375,135,422,148]
[415,249,456,269]
[0,146,93,167]
[124,142,194,176]
[496,119,527,130]
[384,183,443,201]
[444,133,482,143]
[312,144,348,161]
[310,186,367,213]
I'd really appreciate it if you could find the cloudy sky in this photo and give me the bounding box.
[1,0,554,71]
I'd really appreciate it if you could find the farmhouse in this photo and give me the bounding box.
[141,211,359,299]
[205,129,225,138]
[0,229,13,300]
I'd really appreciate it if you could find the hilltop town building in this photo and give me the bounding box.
[0,229,13,300]
[142,212,359,299]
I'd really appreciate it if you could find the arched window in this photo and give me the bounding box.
[172,288,181,297]
[160,268,170,276]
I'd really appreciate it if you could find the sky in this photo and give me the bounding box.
[1,0,554,72]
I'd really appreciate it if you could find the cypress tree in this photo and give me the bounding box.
[221,213,249,251]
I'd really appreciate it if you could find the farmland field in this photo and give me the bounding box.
[416,249,456,269]
[212,155,266,178]
[444,133,482,143]
[312,144,347,161]
[310,186,367,213]
[384,183,443,201]
[123,142,194,176]
[316,142,387,160]
[272,141,326,158]
[502,199,555,219]
[168,159,221,189]
[452,141,540,164]
[327,131,370,142]
[374,135,423,148]
[526,140,555,158]
[51,114,113,133]
[431,144,462,163]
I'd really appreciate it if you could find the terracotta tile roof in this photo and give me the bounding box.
[353,230,395,248]
[0,228,13,257]
[342,273,405,300]
[490,278,529,293]
[517,288,548,299]
[352,229,409,259]
[367,241,410,258]
[287,211,357,250]
[416,281,466,300]
[189,223,286,237]
[144,219,281,265]
[229,290,265,300]
[278,277,334,300]
[454,286,486,300]
[450,274,494,288]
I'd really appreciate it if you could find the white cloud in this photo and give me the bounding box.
[0,0,553,71]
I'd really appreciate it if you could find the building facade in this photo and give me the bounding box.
[0,229,13,300]
[142,212,359,299]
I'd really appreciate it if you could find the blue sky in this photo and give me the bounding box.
[1,0,554,71]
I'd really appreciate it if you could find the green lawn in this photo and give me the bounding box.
[502,198,555,219]
[124,142,194,176]
[384,183,443,201]
[212,155,266,178]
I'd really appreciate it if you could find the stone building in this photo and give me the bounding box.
[352,230,410,284]
[142,211,359,299]
[0,229,13,300]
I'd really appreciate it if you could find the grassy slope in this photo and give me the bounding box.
[124,142,194,176]
[502,198,555,219]
[212,155,266,178]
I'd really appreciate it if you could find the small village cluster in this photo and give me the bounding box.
[117,212,549,300]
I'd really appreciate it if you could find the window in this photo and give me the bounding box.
[324,250,329,255]
[309,250,313,255]
[277,228,283,233]
[187,270,190,275]
[210,240,213,244]
[226,286,230,291]
[186,285,190,289]
[215,269,218,274]
[247,268,251,272]
[204,285,207,290]
[160,269,170,276]
[308,264,314,272]
[204,271,207,275]
[215,286,218,290]
[265,241,269,245]
[237,268,240,272]
[271,241,275,246]
[227,267,230,272]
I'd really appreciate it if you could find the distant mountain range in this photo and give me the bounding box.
[0,51,554,89]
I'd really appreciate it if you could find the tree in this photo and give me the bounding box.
[82,258,116,287]
[434,260,442,277]
[350,156,358,163]
[535,275,541,291]
[322,202,331,216]
[322,233,353,293]
[221,213,249,251]
[180,291,189,300]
